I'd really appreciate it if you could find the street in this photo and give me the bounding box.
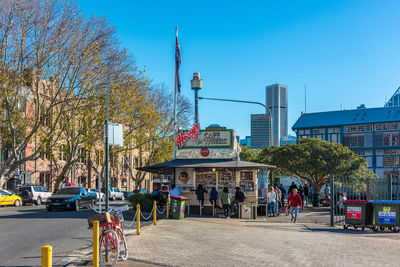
[0,201,128,267]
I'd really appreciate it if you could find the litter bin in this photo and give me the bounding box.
[343,200,373,231]
[170,196,188,219]
[372,200,400,232]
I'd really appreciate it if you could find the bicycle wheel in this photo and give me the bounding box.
[115,226,128,260]
[99,229,119,267]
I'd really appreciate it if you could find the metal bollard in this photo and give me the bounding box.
[153,200,157,225]
[93,221,99,267]
[136,203,140,235]
[41,245,52,267]
[166,196,170,219]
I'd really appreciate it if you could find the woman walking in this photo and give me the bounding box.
[267,187,277,217]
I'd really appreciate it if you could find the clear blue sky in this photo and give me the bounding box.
[79,0,400,138]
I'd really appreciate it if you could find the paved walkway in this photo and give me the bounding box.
[122,217,400,267]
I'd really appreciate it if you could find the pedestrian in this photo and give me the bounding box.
[304,184,309,207]
[279,183,286,207]
[195,184,207,209]
[221,187,232,218]
[274,186,281,215]
[209,187,218,208]
[169,184,180,197]
[337,192,347,215]
[235,187,246,203]
[288,182,297,194]
[287,188,302,223]
[267,186,277,217]
[309,186,314,205]
[298,185,305,209]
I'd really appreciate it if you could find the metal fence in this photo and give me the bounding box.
[331,174,400,225]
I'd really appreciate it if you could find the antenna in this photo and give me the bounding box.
[304,84,307,113]
[195,61,198,73]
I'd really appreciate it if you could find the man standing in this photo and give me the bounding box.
[287,188,302,223]
[288,182,297,195]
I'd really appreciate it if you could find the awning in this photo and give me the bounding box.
[137,158,275,173]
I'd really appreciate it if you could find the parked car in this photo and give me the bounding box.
[87,188,105,202]
[0,189,22,207]
[109,187,124,201]
[46,187,96,211]
[122,191,133,199]
[18,185,52,205]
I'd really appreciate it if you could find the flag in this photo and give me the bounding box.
[175,27,181,94]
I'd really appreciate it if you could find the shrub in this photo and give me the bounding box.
[127,193,152,208]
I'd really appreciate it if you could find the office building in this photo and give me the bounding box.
[240,136,251,147]
[251,114,271,149]
[266,84,288,146]
[292,97,400,179]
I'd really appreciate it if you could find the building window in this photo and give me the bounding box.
[384,123,391,131]
[305,129,310,135]
[365,125,372,132]
[78,147,86,164]
[384,156,391,167]
[299,130,304,135]
[313,129,318,134]
[59,144,67,161]
[78,176,86,187]
[375,124,383,131]
[393,123,399,130]
[392,134,399,146]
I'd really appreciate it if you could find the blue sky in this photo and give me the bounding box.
[79,0,400,138]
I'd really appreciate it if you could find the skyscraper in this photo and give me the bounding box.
[266,84,288,146]
[251,114,271,149]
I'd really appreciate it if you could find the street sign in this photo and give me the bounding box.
[108,123,123,146]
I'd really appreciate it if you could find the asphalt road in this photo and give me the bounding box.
[0,200,130,267]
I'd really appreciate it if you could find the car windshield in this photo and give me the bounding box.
[56,188,80,195]
[0,190,11,196]
[90,189,99,193]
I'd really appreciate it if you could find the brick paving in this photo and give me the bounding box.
[124,217,400,267]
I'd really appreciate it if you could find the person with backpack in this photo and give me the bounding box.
[235,187,246,203]
[221,187,232,218]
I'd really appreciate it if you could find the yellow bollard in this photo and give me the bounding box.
[41,245,52,267]
[153,200,157,225]
[93,220,99,267]
[136,203,140,235]
[166,195,170,219]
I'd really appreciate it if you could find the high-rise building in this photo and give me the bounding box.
[251,114,271,149]
[266,84,288,146]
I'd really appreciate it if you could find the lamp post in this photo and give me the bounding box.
[196,96,273,147]
[191,72,202,124]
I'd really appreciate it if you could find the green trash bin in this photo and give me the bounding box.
[170,196,187,219]
[372,200,400,232]
[343,200,373,231]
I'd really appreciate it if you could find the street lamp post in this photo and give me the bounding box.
[196,96,273,147]
[191,72,203,124]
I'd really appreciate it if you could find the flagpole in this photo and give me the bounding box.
[173,27,178,160]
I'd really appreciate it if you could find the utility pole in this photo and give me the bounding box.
[105,72,110,212]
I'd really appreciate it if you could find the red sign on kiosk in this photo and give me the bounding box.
[176,124,200,148]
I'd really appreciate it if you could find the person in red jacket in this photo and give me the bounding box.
[287,188,302,223]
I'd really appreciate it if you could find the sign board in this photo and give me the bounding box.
[378,207,396,224]
[346,206,362,219]
[108,123,123,146]
[178,130,233,149]
[176,168,194,191]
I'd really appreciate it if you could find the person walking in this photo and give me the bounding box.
[221,187,232,218]
[274,186,281,215]
[195,184,207,209]
[337,192,347,215]
[304,184,309,207]
[267,187,277,217]
[287,188,302,223]
[288,182,297,195]
[279,184,286,207]
[209,187,218,208]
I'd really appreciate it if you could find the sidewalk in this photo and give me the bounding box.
[121,216,400,267]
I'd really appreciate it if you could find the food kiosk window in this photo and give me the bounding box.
[240,171,253,180]
[218,169,236,190]
[196,173,216,191]
[240,181,254,191]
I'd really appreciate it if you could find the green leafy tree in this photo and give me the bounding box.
[258,138,375,204]
[239,146,261,162]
